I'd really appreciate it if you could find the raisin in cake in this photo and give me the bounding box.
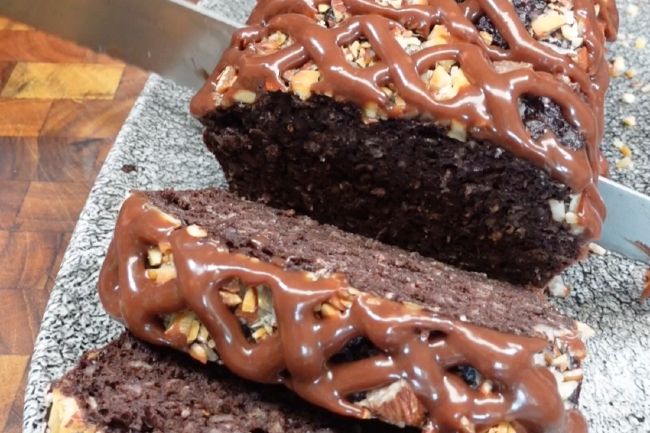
[190,0,619,286]
[99,189,593,433]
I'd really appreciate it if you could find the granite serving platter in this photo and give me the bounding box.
[23,1,650,432]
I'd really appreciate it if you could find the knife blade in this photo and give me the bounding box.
[0,0,242,90]
[598,178,650,264]
[2,0,649,264]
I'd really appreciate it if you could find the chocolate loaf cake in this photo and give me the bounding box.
[49,333,407,433]
[190,0,619,286]
[99,188,592,433]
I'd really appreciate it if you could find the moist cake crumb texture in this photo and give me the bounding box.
[191,0,619,286]
[97,189,591,433]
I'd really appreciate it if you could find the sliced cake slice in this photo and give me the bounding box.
[49,332,407,433]
[99,189,592,433]
[190,0,618,286]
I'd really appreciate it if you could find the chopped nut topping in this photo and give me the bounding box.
[423,25,450,47]
[621,93,636,104]
[233,89,257,104]
[479,31,493,46]
[487,422,517,433]
[635,36,647,49]
[547,275,570,298]
[241,287,258,314]
[531,11,566,37]
[189,342,209,364]
[147,247,163,267]
[448,119,467,142]
[610,56,626,77]
[615,156,632,170]
[211,66,238,106]
[588,242,607,255]
[622,115,637,127]
[187,225,208,238]
[145,263,177,284]
[290,70,321,100]
[358,380,427,427]
[557,380,580,400]
[220,291,243,307]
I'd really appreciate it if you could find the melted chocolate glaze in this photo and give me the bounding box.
[191,0,618,245]
[99,193,587,433]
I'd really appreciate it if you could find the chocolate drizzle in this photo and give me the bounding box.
[190,0,618,244]
[100,193,587,433]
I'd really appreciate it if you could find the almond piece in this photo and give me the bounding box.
[158,240,173,254]
[251,327,268,342]
[487,422,516,433]
[189,343,208,364]
[563,368,584,382]
[479,31,493,45]
[197,324,210,343]
[290,70,321,101]
[154,263,177,284]
[241,287,258,314]
[150,207,182,228]
[428,65,452,92]
[558,380,579,400]
[320,302,341,318]
[358,380,427,427]
[187,225,208,238]
[448,119,467,142]
[220,291,243,308]
[426,24,450,46]
[531,12,565,37]
[187,319,201,344]
[213,66,237,94]
[233,89,257,104]
[147,247,163,267]
[165,312,194,340]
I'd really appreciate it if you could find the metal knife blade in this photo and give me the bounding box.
[2,0,650,264]
[598,178,650,264]
[0,0,242,90]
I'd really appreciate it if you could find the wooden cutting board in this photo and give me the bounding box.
[0,15,148,433]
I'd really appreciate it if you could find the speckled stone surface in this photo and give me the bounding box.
[23,1,649,432]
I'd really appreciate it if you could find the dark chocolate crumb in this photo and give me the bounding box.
[121,164,138,174]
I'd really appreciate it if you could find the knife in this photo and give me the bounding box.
[2,0,649,264]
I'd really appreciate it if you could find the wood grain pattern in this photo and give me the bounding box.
[0,231,69,291]
[41,99,137,138]
[0,181,30,230]
[2,62,125,100]
[0,14,148,431]
[0,30,118,63]
[0,355,29,430]
[0,101,51,136]
[16,182,92,231]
